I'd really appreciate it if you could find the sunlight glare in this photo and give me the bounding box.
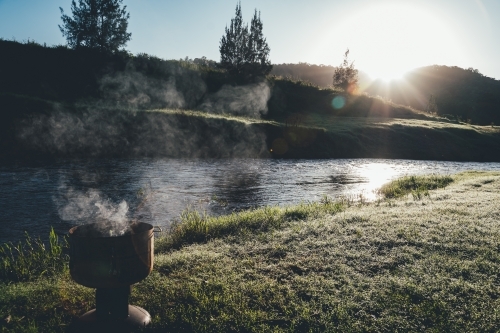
[355,163,397,200]
[328,2,465,81]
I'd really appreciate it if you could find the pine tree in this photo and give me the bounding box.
[246,10,272,78]
[332,49,358,93]
[59,0,131,53]
[219,2,248,78]
[220,3,272,82]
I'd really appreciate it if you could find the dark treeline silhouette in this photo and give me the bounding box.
[0,39,128,102]
[0,39,228,105]
[219,2,272,83]
[271,63,336,87]
[365,65,500,125]
[271,63,371,89]
[272,62,500,125]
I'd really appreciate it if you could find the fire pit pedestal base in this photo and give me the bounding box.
[74,305,151,332]
[71,287,151,332]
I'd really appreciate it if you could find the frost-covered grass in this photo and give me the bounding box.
[2,171,500,332]
[378,174,454,199]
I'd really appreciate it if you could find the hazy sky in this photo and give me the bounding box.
[1,0,499,80]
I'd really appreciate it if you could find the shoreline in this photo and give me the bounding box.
[1,106,500,162]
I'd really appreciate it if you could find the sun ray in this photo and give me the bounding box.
[324,2,465,81]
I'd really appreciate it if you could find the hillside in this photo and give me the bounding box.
[271,63,372,90]
[1,40,500,161]
[365,65,500,125]
[271,61,500,126]
[2,92,499,161]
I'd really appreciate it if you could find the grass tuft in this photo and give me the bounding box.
[156,201,344,252]
[378,174,454,199]
[0,228,68,283]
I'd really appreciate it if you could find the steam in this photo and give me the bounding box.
[199,82,271,117]
[18,106,129,156]
[100,71,188,109]
[55,183,131,236]
[17,60,273,159]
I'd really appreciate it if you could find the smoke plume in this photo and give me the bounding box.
[55,182,131,236]
[17,60,273,158]
[100,71,188,109]
[199,81,271,117]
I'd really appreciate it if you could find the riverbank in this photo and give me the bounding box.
[2,171,500,332]
[2,94,500,161]
[2,39,500,162]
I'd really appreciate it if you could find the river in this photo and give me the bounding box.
[1,158,500,244]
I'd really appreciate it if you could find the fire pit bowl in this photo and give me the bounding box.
[69,222,160,331]
[69,221,155,288]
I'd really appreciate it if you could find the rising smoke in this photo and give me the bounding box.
[54,181,131,236]
[17,62,273,158]
[100,71,189,109]
[199,82,271,117]
[23,62,274,232]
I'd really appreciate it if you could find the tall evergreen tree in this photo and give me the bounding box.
[59,0,131,53]
[219,2,248,78]
[247,10,272,78]
[220,3,272,81]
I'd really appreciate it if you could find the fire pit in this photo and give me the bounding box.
[69,221,160,331]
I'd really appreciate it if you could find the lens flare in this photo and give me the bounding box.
[332,96,346,110]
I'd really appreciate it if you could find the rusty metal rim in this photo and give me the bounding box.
[68,222,154,239]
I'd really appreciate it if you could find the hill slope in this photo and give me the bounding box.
[2,40,500,161]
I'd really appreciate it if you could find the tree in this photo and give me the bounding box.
[219,3,272,81]
[219,2,247,78]
[332,49,358,93]
[59,0,131,53]
[246,10,272,78]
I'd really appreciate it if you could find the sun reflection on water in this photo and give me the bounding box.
[351,162,401,201]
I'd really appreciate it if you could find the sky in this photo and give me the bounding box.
[1,0,500,80]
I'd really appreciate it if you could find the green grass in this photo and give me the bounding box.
[0,228,67,283]
[3,172,500,332]
[378,174,454,199]
[157,200,344,252]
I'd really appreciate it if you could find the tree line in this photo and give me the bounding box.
[58,0,356,88]
[59,0,273,83]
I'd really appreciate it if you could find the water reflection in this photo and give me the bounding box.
[1,158,500,243]
[210,160,263,212]
[352,162,401,200]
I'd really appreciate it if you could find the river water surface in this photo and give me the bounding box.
[2,158,500,244]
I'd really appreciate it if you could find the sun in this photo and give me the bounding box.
[327,2,465,82]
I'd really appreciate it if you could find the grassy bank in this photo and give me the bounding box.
[2,39,500,162]
[2,94,500,161]
[268,114,500,160]
[2,172,500,332]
